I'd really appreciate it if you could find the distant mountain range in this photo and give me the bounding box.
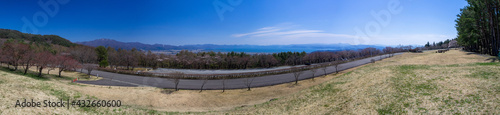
[76,38,387,53]
[76,38,178,51]
[0,28,388,53]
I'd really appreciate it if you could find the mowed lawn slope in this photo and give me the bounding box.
[220,50,500,114]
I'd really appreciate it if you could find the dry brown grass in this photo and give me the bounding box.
[1,49,499,114]
[386,49,491,66]
[0,68,156,114]
[217,50,500,114]
[0,60,362,113]
[68,66,361,112]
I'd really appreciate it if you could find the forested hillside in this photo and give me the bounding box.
[0,29,76,47]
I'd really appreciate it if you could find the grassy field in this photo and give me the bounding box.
[0,49,499,114]
[0,58,357,114]
[0,67,164,114]
[217,49,500,114]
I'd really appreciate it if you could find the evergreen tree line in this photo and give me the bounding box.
[423,39,459,50]
[456,0,500,56]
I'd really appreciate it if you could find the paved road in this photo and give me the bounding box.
[150,64,309,74]
[77,53,402,90]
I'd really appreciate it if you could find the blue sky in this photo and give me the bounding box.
[0,0,467,46]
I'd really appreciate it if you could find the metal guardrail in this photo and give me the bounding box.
[97,61,333,79]
[97,53,396,79]
[141,64,320,79]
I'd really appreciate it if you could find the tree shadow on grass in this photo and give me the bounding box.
[485,58,498,62]
[49,74,75,81]
[466,52,479,55]
[0,67,49,81]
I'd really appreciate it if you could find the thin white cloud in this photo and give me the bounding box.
[231,24,453,46]
[232,24,358,45]
[283,32,358,39]
[253,30,324,37]
[232,27,282,37]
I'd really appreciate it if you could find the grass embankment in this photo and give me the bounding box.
[219,50,499,114]
[0,62,355,114]
[1,49,498,114]
[0,65,178,114]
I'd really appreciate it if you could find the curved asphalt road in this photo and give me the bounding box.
[77,53,402,90]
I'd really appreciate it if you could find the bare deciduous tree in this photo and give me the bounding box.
[321,64,328,76]
[244,77,255,91]
[83,64,96,76]
[334,62,340,74]
[200,78,208,92]
[71,46,96,63]
[173,78,180,91]
[292,69,303,85]
[2,42,30,71]
[21,50,35,75]
[35,52,54,77]
[310,68,318,80]
[222,77,226,93]
[0,47,4,66]
[171,71,184,91]
[70,46,96,72]
[56,55,79,77]
[47,67,55,75]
